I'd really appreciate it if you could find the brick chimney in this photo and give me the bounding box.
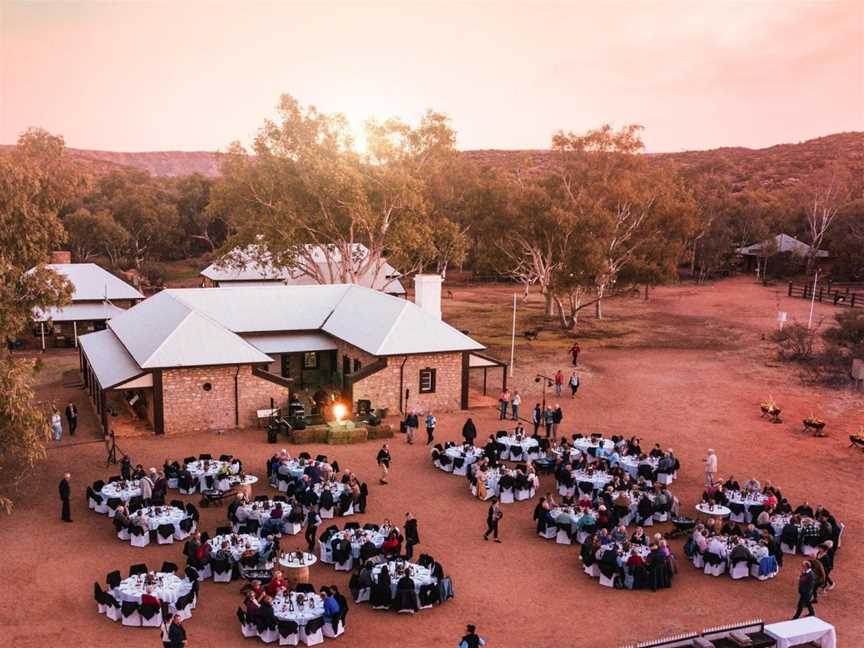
[413,274,442,319]
[50,250,72,264]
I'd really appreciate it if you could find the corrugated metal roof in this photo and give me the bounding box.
[44,263,144,300]
[242,332,338,354]
[736,234,829,258]
[34,301,127,323]
[78,329,145,389]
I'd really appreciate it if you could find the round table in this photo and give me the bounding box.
[497,436,539,461]
[207,533,262,562]
[695,503,731,517]
[321,528,385,562]
[186,460,229,491]
[101,480,141,502]
[570,470,613,491]
[441,445,483,472]
[115,572,191,605]
[272,591,325,624]
[237,500,293,523]
[371,559,435,595]
[128,506,185,532]
[276,459,332,480]
[278,552,318,585]
[572,436,615,451]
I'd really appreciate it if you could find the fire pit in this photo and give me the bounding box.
[803,418,827,437]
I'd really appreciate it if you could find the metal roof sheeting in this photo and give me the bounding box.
[736,234,829,258]
[34,301,127,323]
[242,332,339,354]
[78,329,145,388]
[44,263,144,300]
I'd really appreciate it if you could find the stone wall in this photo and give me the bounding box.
[161,364,290,434]
[352,352,464,415]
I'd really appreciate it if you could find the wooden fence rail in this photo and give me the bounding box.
[788,282,861,308]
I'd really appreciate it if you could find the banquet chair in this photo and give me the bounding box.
[452,457,468,477]
[129,563,149,577]
[183,566,200,584]
[656,471,674,486]
[285,513,303,536]
[199,453,212,460]
[108,475,122,483]
[319,504,335,519]
[236,608,258,638]
[120,601,141,626]
[750,555,778,581]
[94,583,108,614]
[156,562,176,574]
[418,583,438,609]
[212,559,233,583]
[157,524,176,545]
[555,524,572,545]
[438,454,453,472]
[295,583,316,595]
[323,616,344,638]
[277,619,299,645]
[729,560,750,580]
[106,570,122,590]
[509,446,524,462]
[300,618,324,646]
[538,525,557,540]
[114,516,131,541]
[728,503,747,524]
[577,481,594,496]
[175,517,194,541]
[692,552,705,569]
[216,476,231,491]
[94,492,110,515]
[653,510,670,523]
[130,525,150,548]
[256,618,279,644]
[354,587,371,603]
[172,592,195,621]
[598,571,617,588]
[139,602,163,627]
[499,486,515,504]
[103,593,122,622]
[178,475,198,496]
[703,553,726,577]
[106,497,123,517]
[215,525,232,536]
[334,554,353,572]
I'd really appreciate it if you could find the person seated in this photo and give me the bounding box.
[611,525,627,543]
[626,548,645,568]
[720,519,741,537]
[756,506,773,530]
[132,464,146,480]
[576,508,596,532]
[636,495,654,523]
[706,535,727,558]
[653,488,671,513]
[244,590,262,618]
[630,527,648,546]
[356,562,374,589]
[649,443,663,459]
[248,579,266,602]
[596,528,613,546]
[141,587,161,607]
[321,587,341,623]
[596,505,611,530]
[381,529,403,556]
[691,525,708,554]
[211,541,233,563]
[266,570,287,597]
[743,478,761,493]
[257,595,277,625]
[729,538,753,564]
[396,572,415,592]
[723,475,741,492]
[744,524,762,542]
[795,501,814,518]
[114,505,131,528]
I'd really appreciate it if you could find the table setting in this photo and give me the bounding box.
[496,435,539,461]
[372,558,435,595]
[207,533,262,562]
[321,527,385,561]
[101,480,142,503]
[115,571,191,605]
[272,591,325,624]
[128,505,185,532]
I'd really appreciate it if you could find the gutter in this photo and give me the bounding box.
[234,366,241,427]
[398,355,408,414]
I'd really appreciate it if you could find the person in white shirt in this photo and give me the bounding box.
[703,449,718,487]
[707,536,727,558]
[510,391,522,421]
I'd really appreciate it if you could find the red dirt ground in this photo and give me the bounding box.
[2,277,862,648]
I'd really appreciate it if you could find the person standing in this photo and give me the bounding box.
[462,418,477,446]
[139,469,154,504]
[459,624,487,648]
[425,412,437,445]
[792,561,817,619]
[531,404,542,436]
[162,613,187,648]
[404,512,420,560]
[568,372,580,398]
[554,370,564,396]
[498,389,510,420]
[510,391,521,421]
[376,443,391,484]
[703,449,718,488]
[543,406,554,438]
[552,404,563,437]
[305,505,321,552]
[64,402,78,437]
[404,410,419,445]
[120,454,132,481]
[483,497,503,543]
[59,472,72,522]
[50,407,63,442]
[569,342,581,366]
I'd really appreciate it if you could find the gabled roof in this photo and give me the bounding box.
[34,301,127,323]
[107,291,272,368]
[201,245,406,294]
[44,263,144,301]
[97,284,482,369]
[78,329,144,389]
[736,234,829,258]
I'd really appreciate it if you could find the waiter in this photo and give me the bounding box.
[64,402,78,437]
[59,472,72,522]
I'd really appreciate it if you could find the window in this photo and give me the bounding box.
[303,352,318,369]
[353,358,362,373]
[419,367,436,393]
[281,354,291,378]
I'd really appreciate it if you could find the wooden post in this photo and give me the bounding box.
[40,322,45,350]
[73,321,78,348]
[788,282,793,297]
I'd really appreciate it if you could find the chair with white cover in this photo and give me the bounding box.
[256,620,279,644]
[323,617,345,638]
[353,588,370,603]
[557,483,575,498]
[692,553,705,569]
[178,475,197,496]
[319,541,334,564]
[120,601,141,626]
[598,572,616,588]
[173,592,195,621]
[582,563,600,578]
[139,603,163,627]
[130,525,150,548]
[319,506,335,520]
[555,526,572,545]
[216,477,231,491]
[156,524,175,545]
[341,502,355,517]
[174,517,194,541]
[285,520,302,535]
[334,555,353,572]
[801,543,819,558]
[499,487,514,504]
[212,559,233,583]
[576,530,591,545]
[94,583,108,614]
[515,486,531,501]
[780,542,797,555]
[538,526,556,540]
[300,618,325,646]
[236,608,258,638]
[729,561,750,580]
[728,503,747,524]
[452,457,468,477]
[103,594,122,622]
[703,555,726,577]
[95,496,110,515]
[656,472,674,486]
[277,619,299,645]
[653,511,669,523]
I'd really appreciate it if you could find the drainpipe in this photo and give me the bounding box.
[398,355,408,414]
[234,366,241,427]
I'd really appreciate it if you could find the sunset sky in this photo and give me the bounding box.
[1,1,862,153]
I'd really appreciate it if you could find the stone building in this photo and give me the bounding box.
[31,258,144,349]
[78,275,500,435]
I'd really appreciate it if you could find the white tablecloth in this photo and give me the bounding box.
[272,592,325,624]
[101,481,141,502]
[323,529,385,559]
[571,470,613,491]
[208,533,262,562]
[497,436,539,459]
[278,552,318,569]
[764,618,837,648]
[238,500,294,523]
[443,445,483,469]
[276,459,331,480]
[372,560,434,595]
[187,460,229,491]
[572,437,614,451]
[313,482,346,499]
[116,572,191,605]
[129,506,185,532]
[619,456,659,478]
[696,503,731,517]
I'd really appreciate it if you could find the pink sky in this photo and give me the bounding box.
[1,1,862,153]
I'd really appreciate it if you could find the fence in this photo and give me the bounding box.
[788,282,862,308]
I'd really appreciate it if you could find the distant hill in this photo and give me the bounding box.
[7,132,860,189]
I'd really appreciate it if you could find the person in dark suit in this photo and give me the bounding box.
[163,613,187,648]
[64,402,78,436]
[483,498,503,543]
[59,473,72,522]
[404,512,420,560]
[793,561,817,619]
[305,506,320,552]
